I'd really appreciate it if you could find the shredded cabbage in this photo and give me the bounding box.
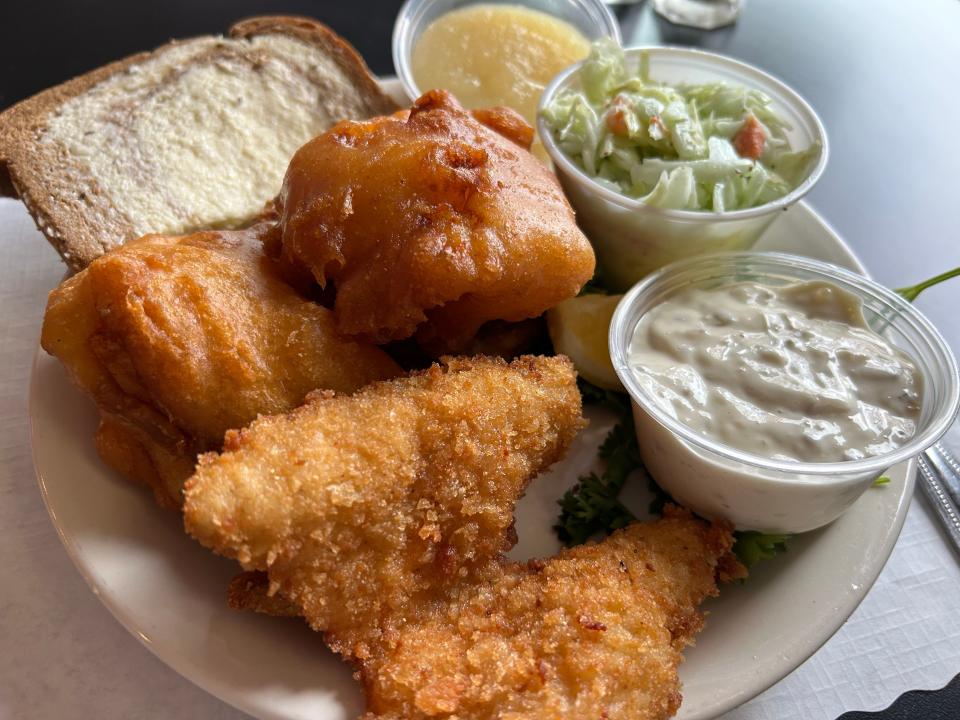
[541,40,821,211]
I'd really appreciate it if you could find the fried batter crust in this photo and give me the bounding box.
[273,90,595,351]
[183,355,584,659]
[228,571,302,617]
[360,508,739,720]
[41,224,401,507]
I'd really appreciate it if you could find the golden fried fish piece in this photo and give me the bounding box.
[360,508,741,720]
[272,90,596,352]
[41,225,401,507]
[228,571,301,617]
[93,415,198,508]
[183,355,584,660]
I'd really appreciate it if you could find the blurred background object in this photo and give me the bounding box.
[651,0,743,29]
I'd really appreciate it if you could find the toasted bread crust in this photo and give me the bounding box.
[228,16,395,116]
[0,47,159,268]
[0,16,395,271]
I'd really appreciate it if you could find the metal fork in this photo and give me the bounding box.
[917,442,960,557]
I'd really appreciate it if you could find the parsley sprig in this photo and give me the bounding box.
[555,407,640,545]
[555,379,790,569]
[733,532,791,568]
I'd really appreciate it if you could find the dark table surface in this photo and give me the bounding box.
[2,1,959,718]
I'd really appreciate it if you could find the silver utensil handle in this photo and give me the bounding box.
[917,455,960,557]
[927,442,960,508]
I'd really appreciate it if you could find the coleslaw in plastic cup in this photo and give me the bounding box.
[539,46,828,291]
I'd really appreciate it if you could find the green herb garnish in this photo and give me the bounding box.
[873,475,891,486]
[557,380,789,568]
[555,400,639,546]
[733,532,791,568]
[895,267,960,303]
[555,470,636,546]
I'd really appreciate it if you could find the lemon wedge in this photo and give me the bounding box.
[547,293,624,390]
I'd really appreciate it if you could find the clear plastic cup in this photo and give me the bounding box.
[392,0,621,103]
[609,252,960,533]
[539,47,829,292]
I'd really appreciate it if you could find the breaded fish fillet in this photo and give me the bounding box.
[227,571,301,617]
[271,90,596,352]
[183,355,584,660]
[41,224,401,507]
[360,508,740,720]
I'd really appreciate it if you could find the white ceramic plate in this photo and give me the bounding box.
[28,199,914,720]
[27,80,914,720]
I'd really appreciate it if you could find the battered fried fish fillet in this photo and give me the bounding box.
[183,355,584,659]
[360,508,740,720]
[94,415,197,506]
[270,90,596,352]
[41,225,401,508]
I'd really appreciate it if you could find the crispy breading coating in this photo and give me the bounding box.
[360,508,738,720]
[183,355,584,659]
[41,224,401,507]
[271,90,596,351]
[228,571,301,617]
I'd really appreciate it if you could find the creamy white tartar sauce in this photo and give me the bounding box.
[628,281,923,462]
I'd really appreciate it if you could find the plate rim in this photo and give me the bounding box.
[690,462,915,720]
[27,349,303,720]
[26,195,915,720]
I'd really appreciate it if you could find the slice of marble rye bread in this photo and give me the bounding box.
[0,16,397,271]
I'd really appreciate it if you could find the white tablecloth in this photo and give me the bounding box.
[1,197,958,719]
